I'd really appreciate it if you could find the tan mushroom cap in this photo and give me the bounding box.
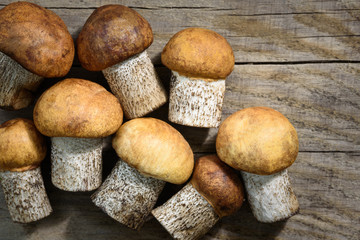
[33,78,123,138]
[77,4,153,71]
[0,2,74,77]
[191,155,244,218]
[161,28,234,80]
[112,118,194,184]
[0,118,46,172]
[216,107,299,175]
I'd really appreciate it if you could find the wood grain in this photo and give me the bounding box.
[1,64,358,152]
[1,0,359,63]
[0,152,358,240]
[0,0,359,240]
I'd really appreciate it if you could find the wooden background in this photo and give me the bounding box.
[0,0,359,239]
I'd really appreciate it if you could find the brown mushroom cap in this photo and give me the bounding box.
[190,155,244,218]
[216,107,299,175]
[0,2,74,77]
[77,4,153,71]
[161,28,234,80]
[0,118,46,172]
[33,78,123,138]
[112,118,194,184]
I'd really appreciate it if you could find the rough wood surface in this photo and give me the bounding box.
[0,0,359,239]
[1,0,359,63]
[0,152,358,240]
[1,63,358,153]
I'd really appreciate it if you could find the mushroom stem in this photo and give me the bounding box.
[0,52,43,110]
[241,169,299,222]
[152,182,219,240]
[168,71,225,128]
[0,167,52,223]
[102,50,167,119]
[91,159,165,230]
[51,137,103,192]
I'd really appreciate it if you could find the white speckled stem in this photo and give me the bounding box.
[103,50,167,119]
[0,52,43,110]
[91,159,165,230]
[51,137,103,192]
[152,182,219,240]
[168,71,225,128]
[0,167,52,223]
[241,169,299,222]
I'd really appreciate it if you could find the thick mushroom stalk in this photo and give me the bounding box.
[0,52,43,110]
[51,137,103,192]
[95,118,193,230]
[0,118,50,223]
[161,28,234,128]
[216,107,300,222]
[241,170,299,222]
[0,2,75,110]
[33,79,123,192]
[91,159,165,230]
[152,182,219,240]
[0,167,52,223]
[103,50,167,119]
[168,71,225,128]
[77,5,167,119]
[152,155,244,240]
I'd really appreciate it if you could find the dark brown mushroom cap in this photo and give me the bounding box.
[0,118,46,172]
[216,107,299,175]
[0,2,74,77]
[33,78,123,138]
[161,28,234,79]
[191,155,244,218]
[77,4,153,71]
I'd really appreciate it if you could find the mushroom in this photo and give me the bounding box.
[161,27,234,128]
[77,5,167,119]
[0,118,52,223]
[152,155,244,240]
[216,107,299,222]
[91,118,194,230]
[0,2,74,110]
[33,78,123,192]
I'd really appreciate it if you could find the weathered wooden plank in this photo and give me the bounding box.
[0,152,359,240]
[174,63,360,152]
[1,1,359,63]
[223,63,360,152]
[0,1,359,239]
[62,7,360,63]
[1,63,358,152]
[0,0,358,14]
